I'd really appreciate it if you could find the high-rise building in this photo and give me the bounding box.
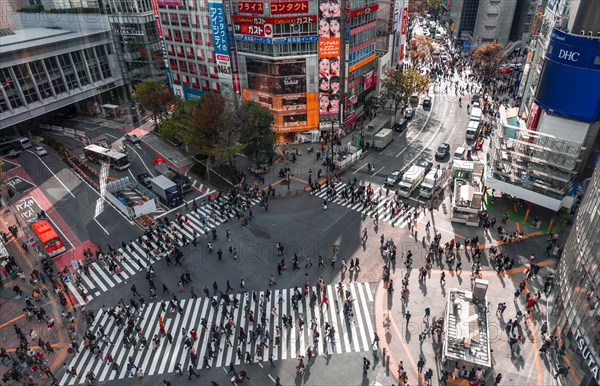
[484,0,600,212]
[375,0,408,68]
[449,0,540,50]
[552,163,600,386]
[155,0,236,101]
[106,0,166,86]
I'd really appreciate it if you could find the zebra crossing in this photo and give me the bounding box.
[66,197,261,305]
[311,182,416,228]
[60,282,375,384]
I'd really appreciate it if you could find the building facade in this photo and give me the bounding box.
[107,0,166,86]
[552,163,600,386]
[155,0,235,101]
[0,13,125,130]
[232,0,379,143]
[485,0,600,212]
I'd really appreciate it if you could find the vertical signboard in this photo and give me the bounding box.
[399,3,408,61]
[208,0,232,79]
[318,0,342,118]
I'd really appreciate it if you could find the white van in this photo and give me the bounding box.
[470,107,482,122]
[466,120,480,140]
[453,147,467,161]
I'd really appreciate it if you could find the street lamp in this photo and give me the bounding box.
[430,164,440,210]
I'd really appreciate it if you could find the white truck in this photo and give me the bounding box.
[373,128,393,150]
[397,165,426,198]
[419,168,448,198]
[466,119,480,140]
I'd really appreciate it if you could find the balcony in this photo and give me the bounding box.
[192,83,199,88]
[177,52,184,57]
[164,35,172,40]
[187,54,194,58]
[173,79,180,84]
[174,37,181,41]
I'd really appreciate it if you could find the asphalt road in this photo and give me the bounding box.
[348,77,473,194]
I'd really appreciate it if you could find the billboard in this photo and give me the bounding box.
[534,27,600,122]
[270,1,309,14]
[364,70,376,89]
[237,1,264,14]
[208,0,232,79]
[318,0,342,117]
[208,0,230,56]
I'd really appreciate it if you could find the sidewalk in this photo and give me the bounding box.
[373,204,561,386]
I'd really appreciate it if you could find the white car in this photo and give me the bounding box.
[33,146,48,156]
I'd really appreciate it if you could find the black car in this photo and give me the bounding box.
[404,109,416,120]
[394,118,408,131]
[137,173,152,189]
[419,160,433,174]
[435,143,450,160]
[422,95,432,108]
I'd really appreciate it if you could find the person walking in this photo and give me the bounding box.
[362,357,371,374]
[188,365,200,379]
[405,311,411,324]
[417,357,425,373]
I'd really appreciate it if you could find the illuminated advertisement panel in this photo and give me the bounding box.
[318,0,342,117]
[237,1,264,14]
[270,1,309,14]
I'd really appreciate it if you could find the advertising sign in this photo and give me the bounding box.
[270,1,308,14]
[157,0,182,5]
[364,70,376,89]
[237,1,264,14]
[318,0,342,117]
[535,27,600,122]
[208,0,230,56]
[235,23,273,37]
[234,35,317,44]
[401,6,408,34]
[232,15,316,24]
[350,4,379,17]
[208,0,232,79]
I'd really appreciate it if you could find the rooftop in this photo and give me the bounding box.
[0,27,106,53]
[443,288,491,368]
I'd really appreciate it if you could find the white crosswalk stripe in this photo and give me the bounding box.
[311,182,416,228]
[59,282,375,383]
[66,197,261,304]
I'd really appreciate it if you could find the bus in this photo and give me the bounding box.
[83,144,130,170]
[31,220,66,257]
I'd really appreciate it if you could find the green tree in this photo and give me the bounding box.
[238,101,275,168]
[427,0,442,20]
[381,68,431,115]
[133,78,174,129]
[472,42,505,84]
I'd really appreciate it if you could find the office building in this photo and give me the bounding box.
[107,0,166,86]
[375,0,408,67]
[449,0,539,50]
[0,12,126,130]
[485,0,600,212]
[155,0,235,101]
[552,163,600,386]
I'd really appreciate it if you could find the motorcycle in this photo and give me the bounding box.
[231,370,248,383]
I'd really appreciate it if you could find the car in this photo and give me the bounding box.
[394,118,408,132]
[137,173,152,189]
[124,133,141,143]
[33,146,47,156]
[404,109,416,120]
[435,143,450,160]
[419,160,433,175]
[385,170,402,186]
[422,95,432,108]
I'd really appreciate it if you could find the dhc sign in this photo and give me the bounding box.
[557,49,579,62]
[534,27,600,122]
